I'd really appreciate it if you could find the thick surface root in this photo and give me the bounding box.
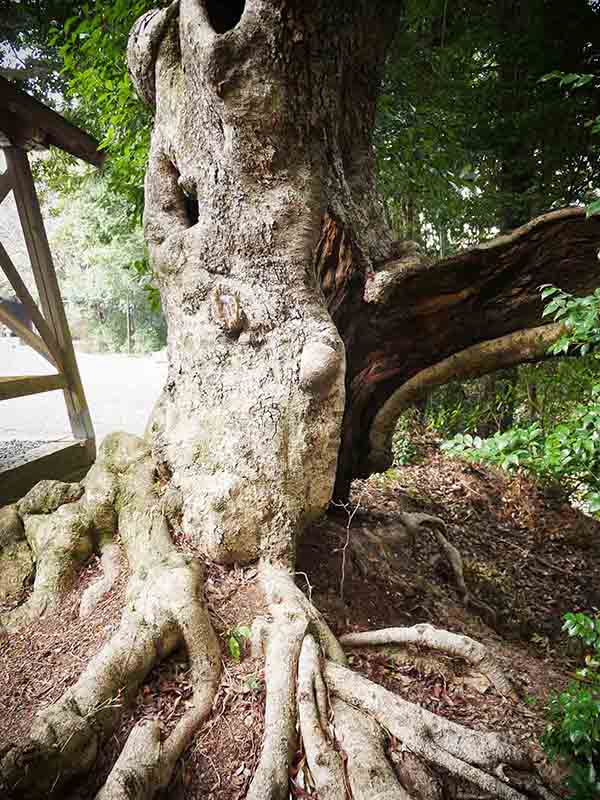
[0,433,220,800]
[340,623,515,698]
[332,698,410,800]
[1,448,555,800]
[297,635,347,799]
[247,565,345,800]
[325,661,546,800]
[244,565,553,800]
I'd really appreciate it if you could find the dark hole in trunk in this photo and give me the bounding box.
[184,190,199,226]
[205,0,245,34]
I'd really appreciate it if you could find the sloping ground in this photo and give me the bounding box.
[2,442,599,798]
[0,557,128,748]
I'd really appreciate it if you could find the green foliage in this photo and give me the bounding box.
[440,396,600,513]
[227,626,252,663]
[0,0,74,100]
[425,372,519,438]
[49,0,159,217]
[378,0,600,252]
[438,286,600,513]
[540,70,600,218]
[49,176,166,353]
[12,0,596,252]
[541,285,600,356]
[542,612,600,798]
[441,424,543,472]
[391,413,419,466]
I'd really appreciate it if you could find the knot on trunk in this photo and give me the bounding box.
[210,288,245,337]
[299,342,342,397]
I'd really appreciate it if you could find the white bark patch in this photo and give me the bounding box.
[299,341,343,398]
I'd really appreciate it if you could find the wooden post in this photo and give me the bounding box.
[0,241,64,366]
[0,169,12,204]
[4,147,95,456]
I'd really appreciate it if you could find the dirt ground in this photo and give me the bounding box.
[2,437,599,799]
[0,339,166,443]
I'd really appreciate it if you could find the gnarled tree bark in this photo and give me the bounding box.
[1,1,598,798]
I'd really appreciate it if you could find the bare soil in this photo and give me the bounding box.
[0,555,127,748]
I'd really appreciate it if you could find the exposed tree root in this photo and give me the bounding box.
[332,698,410,800]
[1,444,555,800]
[339,623,515,698]
[297,635,347,800]
[399,513,467,594]
[244,564,553,800]
[325,661,552,800]
[80,539,121,618]
[400,512,498,624]
[391,751,443,800]
[0,433,220,800]
[247,565,346,800]
[347,511,497,625]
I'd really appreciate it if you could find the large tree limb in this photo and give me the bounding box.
[328,208,600,493]
[368,323,563,471]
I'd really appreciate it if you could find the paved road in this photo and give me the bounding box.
[0,339,167,443]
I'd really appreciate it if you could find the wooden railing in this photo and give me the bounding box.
[0,146,95,458]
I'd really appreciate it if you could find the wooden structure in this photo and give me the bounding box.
[0,76,105,502]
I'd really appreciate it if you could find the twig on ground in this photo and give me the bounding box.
[332,491,365,602]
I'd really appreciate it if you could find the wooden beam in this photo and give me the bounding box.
[0,170,12,204]
[0,373,66,401]
[5,147,95,442]
[0,303,56,365]
[0,440,95,505]
[0,77,105,166]
[0,240,64,366]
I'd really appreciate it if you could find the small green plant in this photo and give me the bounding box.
[243,674,262,694]
[440,423,544,472]
[523,693,538,709]
[391,413,419,466]
[227,625,252,663]
[542,612,600,799]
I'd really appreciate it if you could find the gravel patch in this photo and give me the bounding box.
[0,440,50,470]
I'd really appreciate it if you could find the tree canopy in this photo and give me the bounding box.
[3,0,599,243]
[378,0,600,250]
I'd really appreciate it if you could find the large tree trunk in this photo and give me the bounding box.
[1,2,599,799]
[136,0,397,565]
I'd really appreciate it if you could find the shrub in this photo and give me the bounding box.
[542,612,600,799]
[391,412,420,466]
[440,400,600,514]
